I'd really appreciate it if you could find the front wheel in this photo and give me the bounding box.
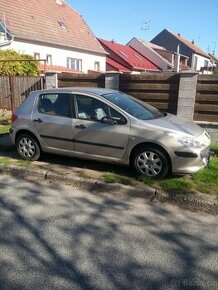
[16,134,41,161]
[131,146,169,179]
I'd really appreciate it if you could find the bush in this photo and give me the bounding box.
[0,49,39,76]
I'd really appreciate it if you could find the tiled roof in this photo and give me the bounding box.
[209,53,218,63]
[39,64,79,73]
[0,0,106,54]
[98,38,160,71]
[168,30,209,58]
[141,41,168,51]
[106,57,131,73]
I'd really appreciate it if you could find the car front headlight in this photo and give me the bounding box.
[167,132,205,148]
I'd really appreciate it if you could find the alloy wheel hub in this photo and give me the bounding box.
[136,151,162,176]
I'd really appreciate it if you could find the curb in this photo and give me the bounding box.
[0,164,217,215]
[154,191,218,215]
[0,164,155,199]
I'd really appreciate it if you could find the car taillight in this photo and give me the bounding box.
[11,114,18,123]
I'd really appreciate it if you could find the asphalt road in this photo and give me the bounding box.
[0,174,217,290]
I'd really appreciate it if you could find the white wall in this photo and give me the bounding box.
[191,53,211,71]
[1,40,106,73]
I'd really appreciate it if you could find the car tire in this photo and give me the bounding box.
[131,146,169,179]
[16,133,41,161]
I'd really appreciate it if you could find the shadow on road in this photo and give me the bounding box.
[0,133,132,178]
[0,174,217,290]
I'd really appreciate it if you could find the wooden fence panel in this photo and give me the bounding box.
[0,76,44,110]
[58,72,105,88]
[0,76,10,110]
[120,73,180,114]
[194,75,218,122]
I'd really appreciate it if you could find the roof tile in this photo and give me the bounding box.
[168,30,209,58]
[106,57,131,72]
[98,38,160,71]
[0,0,106,54]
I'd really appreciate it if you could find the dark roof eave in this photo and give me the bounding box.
[167,30,209,59]
[15,36,108,56]
[193,51,210,59]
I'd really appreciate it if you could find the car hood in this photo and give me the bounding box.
[137,113,204,137]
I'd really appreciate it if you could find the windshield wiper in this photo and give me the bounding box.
[153,112,165,119]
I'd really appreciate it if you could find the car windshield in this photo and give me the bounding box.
[102,92,164,120]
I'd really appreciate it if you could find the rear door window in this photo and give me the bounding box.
[38,93,72,118]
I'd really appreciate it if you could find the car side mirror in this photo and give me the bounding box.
[101,116,116,125]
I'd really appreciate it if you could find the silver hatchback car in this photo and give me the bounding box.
[10,87,211,178]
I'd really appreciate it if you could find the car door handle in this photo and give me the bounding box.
[33,118,43,123]
[75,124,86,129]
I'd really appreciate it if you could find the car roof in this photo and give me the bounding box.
[33,87,118,96]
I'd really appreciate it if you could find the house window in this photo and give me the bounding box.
[193,56,198,70]
[204,60,209,68]
[94,61,100,71]
[46,54,52,65]
[134,54,142,60]
[120,51,128,58]
[67,58,82,71]
[34,52,40,60]
[58,20,66,29]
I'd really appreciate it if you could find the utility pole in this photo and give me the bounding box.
[141,20,151,41]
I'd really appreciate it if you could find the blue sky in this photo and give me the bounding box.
[68,0,218,55]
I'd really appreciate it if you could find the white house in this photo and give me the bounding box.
[0,0,106,73]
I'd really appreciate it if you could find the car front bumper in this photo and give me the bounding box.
[172,147,211,175]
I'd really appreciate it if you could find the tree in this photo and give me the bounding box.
[0,49,39,76]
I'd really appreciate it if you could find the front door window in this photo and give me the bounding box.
[75,95,126,124]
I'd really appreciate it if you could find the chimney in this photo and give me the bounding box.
[177,33,180,36]
[56,0,63,5]
[192,39,195,44]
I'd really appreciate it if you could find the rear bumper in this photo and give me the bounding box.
[9,127,15,144]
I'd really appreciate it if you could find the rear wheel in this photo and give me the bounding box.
[131,146,169,179]
[16,134,41,161]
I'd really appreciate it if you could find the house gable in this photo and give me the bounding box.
[98,38,160,72]
[151,29,210,68]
